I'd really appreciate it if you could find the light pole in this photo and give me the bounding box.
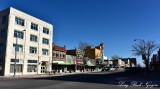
[13,30,26,77]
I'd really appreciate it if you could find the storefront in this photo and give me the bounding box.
[85,59,96,72]
[52,61,76,73]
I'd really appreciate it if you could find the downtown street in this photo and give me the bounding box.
[0,70,160,89]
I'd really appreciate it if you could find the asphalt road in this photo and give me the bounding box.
[0,71,159,89]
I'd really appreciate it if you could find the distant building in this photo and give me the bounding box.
[111,58,137,68]
[52,44,68,73]
[52,44,66,62]
[151,49,160,71]
[84,43,104,65]
[0,7,53,76]
[67,49,85,71]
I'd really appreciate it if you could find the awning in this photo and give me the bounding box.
[65,62,74,65]
[86,60,95,66]
[52,61,75,65]
[52,61,65,65]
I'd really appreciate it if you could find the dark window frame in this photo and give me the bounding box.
[28,60,38,63]
[15,17,25,26]
[43,27,49,34]
[42,38,49,45]
[29,47,37,54]
[30,34,38,42]
[31,23,38,31]
[42,49,49,55]
[1,16,7,24]
[14,30,24,39]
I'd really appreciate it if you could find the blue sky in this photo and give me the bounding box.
[1,0,160,65]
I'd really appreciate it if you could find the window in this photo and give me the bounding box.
[42,38,49,44]
[43,27,49,34]
[31,23,38,31]
[60,54,63,58]
[10,64,23,73]
[60,54,65,58]
[14,30,24,39]
[0,29,5,38]
[63,54,65,58]
[29,47,37,54]
[1,16,6,24]
[15,17,24,26]
[0,44,3,52]
[56,54,59,58]
[30,35,38,42]
[13,44,23,52]
[10,59,19,63]
[53,52,56,58]
[42,49,49,55]
[0,59,2,63]
[27,65,37,72]
[28,60,37,63]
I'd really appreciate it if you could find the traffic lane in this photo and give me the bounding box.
[0,71,159,89]
[30,71,126,85]
[0,77,157,89]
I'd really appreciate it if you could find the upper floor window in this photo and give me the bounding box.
[15,17,24,26]
[10,59,19,63]
[13,44,23,52]
[29,47,37,54]
[43,27,49,34]
[14,30,24,39]
[31,23,38,31]
[60,54,63,58]
[53,52,56,58]
[30,35,38,42]
[1,16,7,24]
[0,44,3,52]
[0,29,5,38]
[63,54,65,58]
[42,49,49,55]
[28,60,37,63]
[59,53,65,58]
[42,38,49,45]
[0,58,2,63]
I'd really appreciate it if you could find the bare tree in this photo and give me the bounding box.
[111,55,120,60]
[132,39,159,69]
[78,41,94,50]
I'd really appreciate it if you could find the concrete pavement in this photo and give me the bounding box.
[0,71,96,79]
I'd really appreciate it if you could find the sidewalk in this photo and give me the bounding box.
[0,74,61,79]
[0,71,93,79]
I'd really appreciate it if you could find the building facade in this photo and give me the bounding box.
[52,44,67,73]
[84,43,104,65]
[111,58,137,68]
[0,7,53,76]
[52,44,66,62]
[151,49,160,71]
[67,49,85,71]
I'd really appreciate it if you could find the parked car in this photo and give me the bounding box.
[110,68,116,71]
[102,67,110,71]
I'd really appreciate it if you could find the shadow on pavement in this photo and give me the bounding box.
[28,70,160,88]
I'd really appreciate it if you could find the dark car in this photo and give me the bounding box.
[102,67,110,71]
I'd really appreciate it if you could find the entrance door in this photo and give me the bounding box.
[41,66,45,73]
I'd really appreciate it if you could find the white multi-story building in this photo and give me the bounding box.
[0,7,53,76]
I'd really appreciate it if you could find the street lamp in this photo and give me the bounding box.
[13,30,26,77]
